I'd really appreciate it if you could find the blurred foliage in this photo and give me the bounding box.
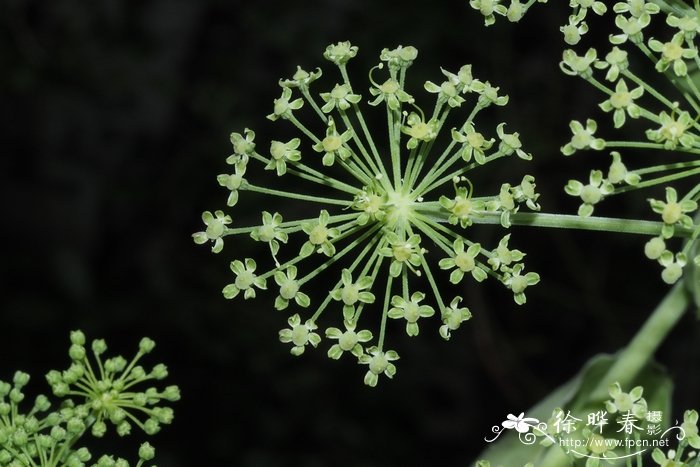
[0,0,698,465]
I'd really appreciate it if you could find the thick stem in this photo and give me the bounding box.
[589,282,689,401]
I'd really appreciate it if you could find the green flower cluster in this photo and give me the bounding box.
[0,331,178,466]
[558,0,700,284]
[194,42,541,386]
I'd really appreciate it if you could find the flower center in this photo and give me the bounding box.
[331,86,348,99]
[338,331,358,351]
[662,202,682,224]
[453,198,473,218]
[274,99,289,116]
[467,131,485,149]
[446,310,463,329]
[206,219,225,239]
[322,135,343,152]
[235,271,255,290]
[309,225,328,245]
[663,42,684,61]
[610,91,632,109]
[404,303,421,323]
[341,284,360,305]
[455,251,475,272]
[280,280,299,300]
[581,185,602,205]
[270,141,287,160]
[510,276,528,294]
[380,79,399,94]
[258,225,276,242]
[369,353,389,374]
[291,325,309,347]
[393,243,413,262]
[571,131,592,150]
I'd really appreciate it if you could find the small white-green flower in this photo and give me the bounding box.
[320,83,361,113]
[510,175,541,211]
[325,322,372,360]
[659,250,687,284]
[440,185,485,228]
[266,138,301,176]
[566,170,614,217]
[610,13,652,45]
[439,239,487,284]
[274,266,310,310]
[613,0,659,18]
[649,187,697,238]
[651,448,683,467]
[571,0,607,16]
[300,210,340,257]
[497,123,532,160]
[452,122,494,164]
[607,151,640,185]
[278,314,321,356]
[648,33,697,76]
[352,187,386,225]
[222,258,267,300]
[217,163,247,207]
[368,75,414,111]
[323,41,358,66]
[228,128,256,162]
[488,234,525,271]
[667,13,700,41]
[267,87,304,121]
[193,210,231,253]
[560,16,589,45]
[469,0,508,26]
[644,236,666,260]
[596,46,629,82]
[402,112,438,149]
[379,232,423,277]
[605,382,647,418]
[560,48,597,78]
[330,269,375,321]
[503,264,540,305]
[388,292,435,337]
[424,75,465,108]
[250,211,288,258]
[489,176,541,227]
[599,79,644,128]
[645,111,696,149]
[439,297,473,340]
[441,64,479,94]
[359,347,399,387]
[379,45,418,71]
[279,66,322,90]
[312,117,353,166]
[561,119,606,155]
[473,80,509,107]
[681,410,700,449]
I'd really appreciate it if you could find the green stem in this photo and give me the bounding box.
[622,69,680,114]
[244,184,353,206]
[589,282,689,402]
[250,151,359,195]
[224,213,359,237]
[618,165,700,193]
[417,208,693,237]
[377,273,394,351]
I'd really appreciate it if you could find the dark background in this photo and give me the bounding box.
[2,0,698,465]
